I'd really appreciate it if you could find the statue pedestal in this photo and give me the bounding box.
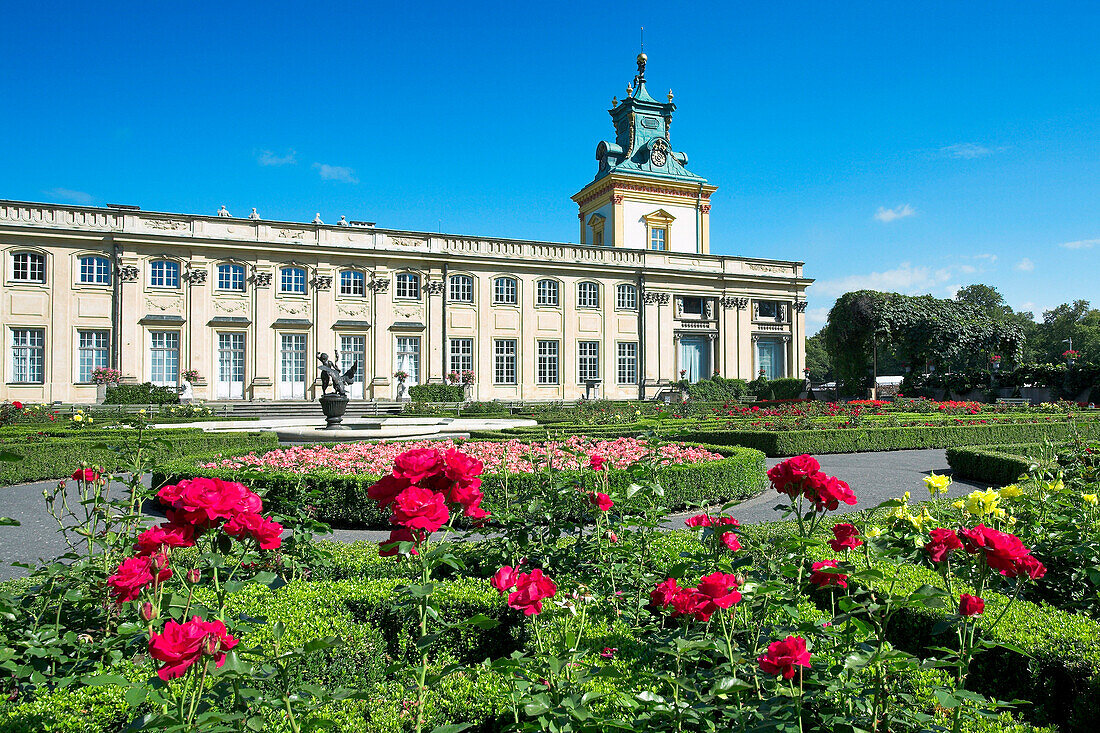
[319,393,350,429]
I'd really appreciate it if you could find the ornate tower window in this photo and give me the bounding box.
[642,209,675,251]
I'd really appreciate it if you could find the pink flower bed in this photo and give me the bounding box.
[201,436,724,475]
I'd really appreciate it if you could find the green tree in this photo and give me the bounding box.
[805,330,832,383]
[954,284,1039,364]
[1034,300,1100,364]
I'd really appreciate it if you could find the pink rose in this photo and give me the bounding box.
[391,486,450,534]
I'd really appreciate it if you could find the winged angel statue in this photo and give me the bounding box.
[317,352,357,397]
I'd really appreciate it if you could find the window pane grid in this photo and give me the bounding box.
[218,264,246,291]
[649,227,666,251]
[78,330,109,382]
[150,331,180,386]
[280,267,306,293]
[616,284,637,310]
[396,336,420,383]
[11,328,45,383]
[217,333,245,384]
[396,273,420,299]
[536,279,559,306]
[280,334,307,382]
[617,342,638,385]
[340,270,365,296]
[578,282,599,309]
[449,275,473,302]
[537,340,559,384]
[493,277,517,304]
[578,341,600,382]
[12,253,46,283]
[449,338,473,374]
[493,339,517,384]
[151,261,180,288]
[340,335,366,384]
[79,256,110,285]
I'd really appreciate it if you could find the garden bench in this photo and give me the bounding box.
[995,397,1031,406]
[737,395,759,404]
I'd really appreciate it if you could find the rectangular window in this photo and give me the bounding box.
[12,253,46,283]
[279,333,307,398]
[79,256,111,285]
[150,331,180,386]
[340,335,366,393]
[756,300,780,320]
[578,341,600,382]
[536,279,559,306]
[339,270,365,297]
[150,261,180,288]
[616,284,637,310]
[10,328,45,383]
[449,275,473,303]
[396,336,421,384]
[218,265,246,291]
[681,296,703,316]
[396,273,420,300]
[577,282,599,309]
[536,340,559,385]
[593,230,604,246]
[617,342,638,385]
[78,330,109,383]
[449,338,474,374]
[649,227,666,251]
[216,332,246,399]
[493,339,517,384]
[280,267,306,294]
[494,277,517,304]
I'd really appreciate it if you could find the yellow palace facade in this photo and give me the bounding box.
[0,56,811,404]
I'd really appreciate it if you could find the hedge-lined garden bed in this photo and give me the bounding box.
[0,429,279,486]
[946,444,1049,485]
[154,442,768,528]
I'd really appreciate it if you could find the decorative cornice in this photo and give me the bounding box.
[574,179,716,209]
[721,296,749,310]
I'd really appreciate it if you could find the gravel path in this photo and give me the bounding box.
[0,450,993,581]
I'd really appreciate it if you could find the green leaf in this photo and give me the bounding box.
[428,724,473,733]
[125,686,148,707]
[81,673,128,686]
[933,689,960,709]
[0,451,23,463]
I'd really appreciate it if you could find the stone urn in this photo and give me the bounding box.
[319,392,350,429]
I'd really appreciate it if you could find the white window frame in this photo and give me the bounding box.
[616,283,638,310]
[649,226,667,251]
[10,328,45,384]
[78,256,111,285]
[395,272,421,300]
[449,274,474,303]
[150,260,181,289]
[149,331,180,386]
[536,340,559,385]
[11,252,47,284]
[217,263,246,292]
[577,281,599,309]
[617,341,638,385]
[339,269,366,297]
[449,337,474,374]
[493,339,517,384]
[536,279,559,307]
[493,276,518,305]
[578,341,600,383]
[77,329,110,383]
[280,267,307,294]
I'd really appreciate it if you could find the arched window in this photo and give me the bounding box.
[150,260,180,288]
[279,266,307,294]
[79,255,111,285]
[616,283,638,310]
[339,269,365,297]
[217,263,246,291]
[449,274,473,303]
[493,276,518,305]
[536,279,559,307]
[396,272,421,300]
[10,251,46,283]
[577,281,600,309]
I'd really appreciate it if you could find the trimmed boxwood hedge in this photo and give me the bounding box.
[0,430,279,486]
[945,443,1049,485]
[408,383,465,402]
[154,444,768,529]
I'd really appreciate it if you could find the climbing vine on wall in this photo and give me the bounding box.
[824,290,1025,393]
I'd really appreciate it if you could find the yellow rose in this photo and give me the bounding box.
[924,473,952,496]
[952,500,965,510]
[72,414,83,422]
[866,526,884,538]
[1084,494,1098,506]
[87,417,93,424]
[964,489,1001,517]
[992,507,1007,520]
[902,491,911,504]
[1007,516,1017,526]
[998,484,1024,500]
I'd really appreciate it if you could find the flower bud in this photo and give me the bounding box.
[141,602,155,621]
[187,568,201,583]
[203,633,221,656]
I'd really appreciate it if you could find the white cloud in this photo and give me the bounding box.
[874,204,916,223]
[46,187,93,205]
[313,163,358,183]
[1015,257,1035,272]
[970,253,998,264]
[813,261,954,298]
[939,143,998,159]
[805,307,830,326]
[258,149,296,166]
[1060,239,1098,250]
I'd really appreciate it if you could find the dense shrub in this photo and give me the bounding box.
[103,381,180,404]
[945,444,1047,484]
[408,383,465,402]
[685,376,748,401]
[155,444,768,528]
[751,377,806,400]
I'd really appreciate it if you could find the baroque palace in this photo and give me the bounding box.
[0,56,811,404]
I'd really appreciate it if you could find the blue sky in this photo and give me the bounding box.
[2,1,1098,332]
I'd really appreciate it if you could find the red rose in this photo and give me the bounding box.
[236,489,264,515]
[685,514,712,528]
[367,474,412,510]
[714,516,740,527]
[588,454,606,471]
[1014,554,1046,580]
[378,526,419,557]
[224,512,283,550]
[71,468,100,483]
[696,572,742,611]
[758,635,811,679]
[161,477,248,528]
[148,616,239,681]
[650,577,681,608]
[828,523,863,552]
[392,448,444,484]
[960,524,994,554]
[669,587,711,621]
[767,461,797,497]
[508,569,557,616]
[786,454,820,480]
[808,475,857,512]
[134,522,195,556]
[391,486,450,533]
[443,448,484,484]
[108,554,172,604]
[925,528,963,562]
[959,594,985,617]
[810,560,848,588]
[721,532,742,552]
[447,480,491,519]
[11,401,23,410]
[491,565,519,594]
[978,528,1031,576]
[590,492,613,512]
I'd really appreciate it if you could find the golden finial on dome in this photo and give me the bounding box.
[626,84,633,96]
[612,96,618,107]
[668,89,674,103]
